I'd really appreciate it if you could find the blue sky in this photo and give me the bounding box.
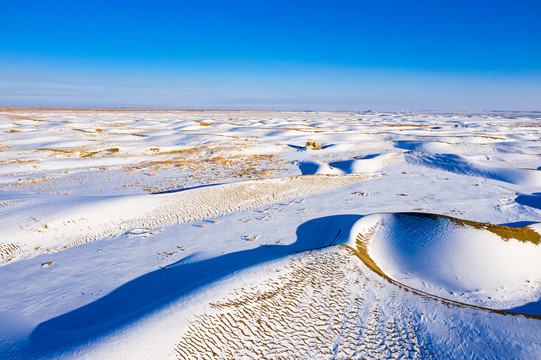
[1,0,540,111]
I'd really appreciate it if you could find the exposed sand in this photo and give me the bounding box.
[0,110,540,359]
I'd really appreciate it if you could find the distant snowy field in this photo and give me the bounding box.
[0,110,540,359]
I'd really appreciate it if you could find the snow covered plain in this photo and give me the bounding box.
[0,110,540,359]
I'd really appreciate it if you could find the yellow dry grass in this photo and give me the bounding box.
[37,147,119,158]
[304,141,321,150]
[194,120,212,126]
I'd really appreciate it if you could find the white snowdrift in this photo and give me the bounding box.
[343,213,541,309]
[405,152,541,186]
[0,174,370,264]
[298,152,404,175]
[297,159,344,175]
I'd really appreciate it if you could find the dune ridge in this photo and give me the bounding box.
[1,111,540,359]
[0,174,371,264]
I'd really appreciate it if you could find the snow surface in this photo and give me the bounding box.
[342,213,541,309]
[0,110,540,359]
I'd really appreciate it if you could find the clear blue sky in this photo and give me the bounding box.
[1,0,540,111]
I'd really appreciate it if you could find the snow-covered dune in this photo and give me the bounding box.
[404,152,541,186]
[0,174,370,264]
[343,213,541,311]
[170,247,541,360]
[26,228,541,359]
[1,110,540,359]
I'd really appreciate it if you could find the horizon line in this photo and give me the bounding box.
[1,106,540,117]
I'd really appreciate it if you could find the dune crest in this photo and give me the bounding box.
[0,174,371,264]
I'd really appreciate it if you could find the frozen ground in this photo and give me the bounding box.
[0,110,540,359]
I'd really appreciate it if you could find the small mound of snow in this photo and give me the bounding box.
[298,160,344,175]
[330,153,404,173]
[298,153,404,175]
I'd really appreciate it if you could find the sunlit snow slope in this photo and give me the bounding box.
[0,110,540,359]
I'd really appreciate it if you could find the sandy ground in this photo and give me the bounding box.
[0,110,540,359]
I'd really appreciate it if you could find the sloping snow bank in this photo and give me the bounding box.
[297,151,541,185]
[24,247,541,359]
[343,213,541,310]
[0,174,371,264]
[405,152,541,186]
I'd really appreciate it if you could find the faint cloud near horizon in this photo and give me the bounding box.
[2,65,540,112]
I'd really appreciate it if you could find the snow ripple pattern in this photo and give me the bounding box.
[1,174,370,264]
[174,247,541,359]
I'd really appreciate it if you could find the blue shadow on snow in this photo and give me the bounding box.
[27,214,361,354]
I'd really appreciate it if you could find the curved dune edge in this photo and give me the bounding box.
[21,217,540,358]
[172,246,541,359]
[1,174,372,265]
[404,152,541,186]
[343,244,541,320]
[340,213,541,319]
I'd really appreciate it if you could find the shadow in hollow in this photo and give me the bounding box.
[509,299,541,316]
[515,192,541,211]
[287,144,334,151]
[29,214,361,353]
